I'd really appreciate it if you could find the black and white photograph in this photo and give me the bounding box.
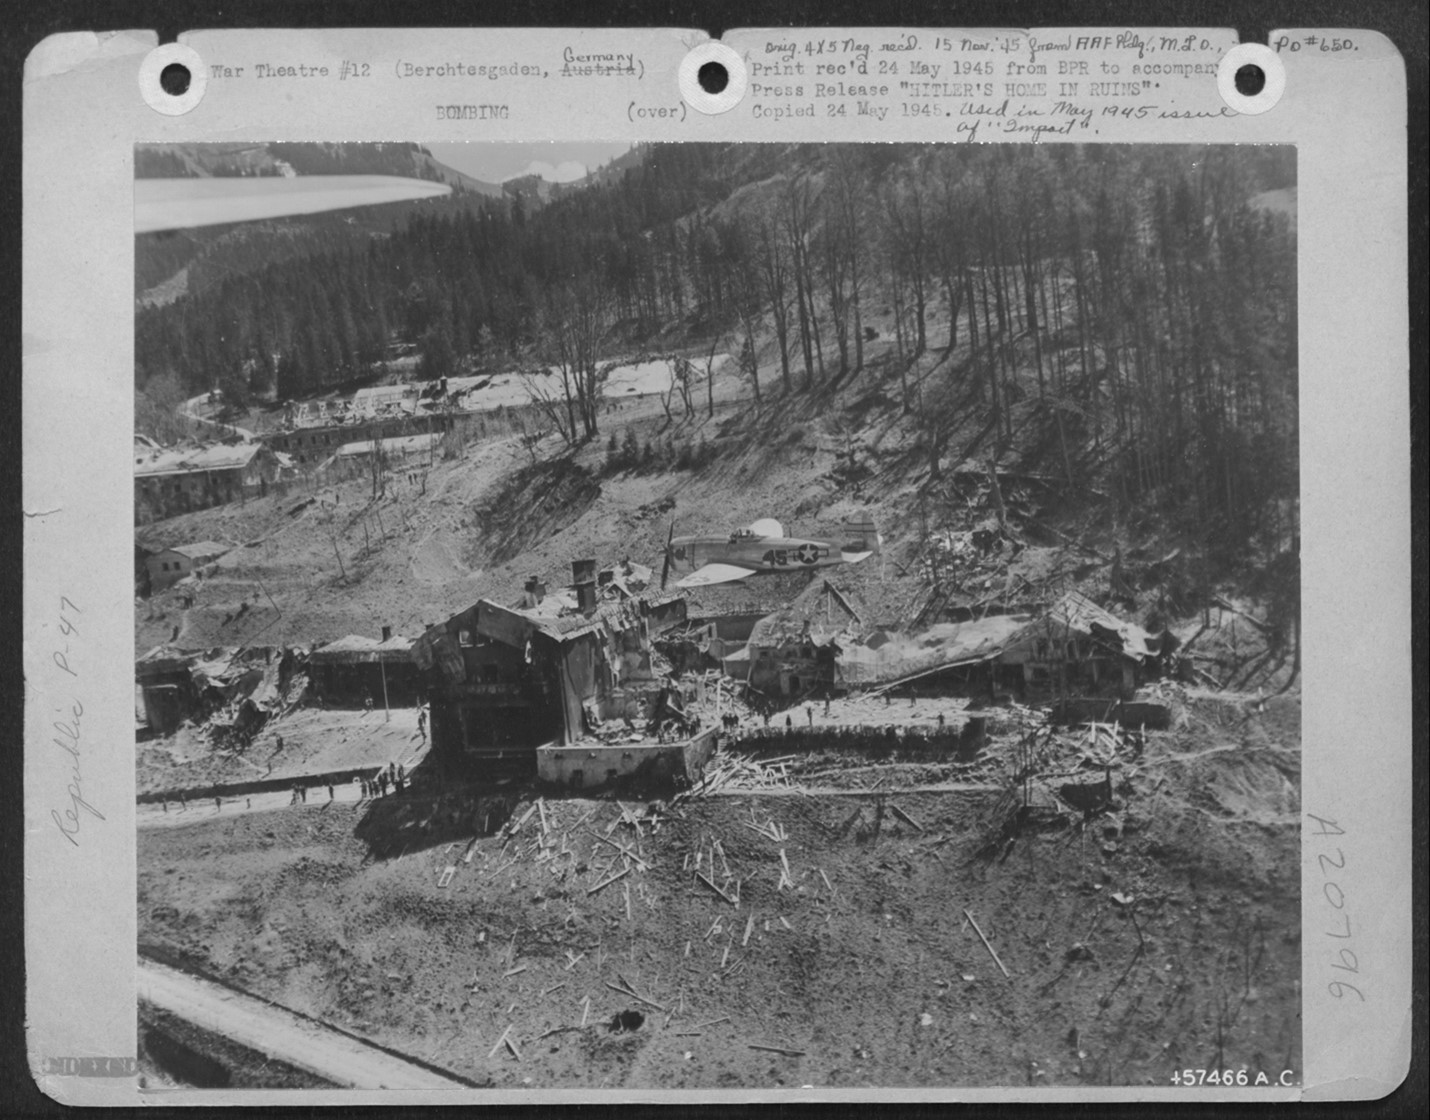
[127,138,1305,1091]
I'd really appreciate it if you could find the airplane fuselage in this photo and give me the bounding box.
[668,533,839,576]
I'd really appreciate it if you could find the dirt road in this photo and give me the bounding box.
[138,958,467,1090]
[138,781,371,830]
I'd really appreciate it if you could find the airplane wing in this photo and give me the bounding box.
[135,175,452,234]
[677,563,755,589]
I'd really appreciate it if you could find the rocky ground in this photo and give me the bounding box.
[137,690,1300,1091]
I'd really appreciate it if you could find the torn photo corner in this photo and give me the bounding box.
[21,24,1411,1107]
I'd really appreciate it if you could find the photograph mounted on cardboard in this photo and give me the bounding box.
[132,140,1301,1091]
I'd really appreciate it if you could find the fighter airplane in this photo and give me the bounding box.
[661,516,880,589]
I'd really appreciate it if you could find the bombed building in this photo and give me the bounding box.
[411,562,696,784]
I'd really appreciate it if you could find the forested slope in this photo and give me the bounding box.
[137,142,1295,567]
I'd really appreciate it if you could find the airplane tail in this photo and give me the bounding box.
[839,514,881,562]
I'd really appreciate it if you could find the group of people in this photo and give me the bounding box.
[359,762,406,799]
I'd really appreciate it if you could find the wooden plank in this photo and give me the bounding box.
[963,908,1011,978]
[748,1042,805,1057]
[890,804,925,832]
[586,829,650,870]
[604,980,665,1013]
[741,914,755,947]
[695,872,737,906]
[487,1024,513,1059]
[587,865,631,895]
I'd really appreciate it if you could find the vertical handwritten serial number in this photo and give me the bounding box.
[1309,813,1362,1001]
[50,596,102,847]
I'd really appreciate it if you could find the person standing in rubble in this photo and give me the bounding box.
[416,705,428,744]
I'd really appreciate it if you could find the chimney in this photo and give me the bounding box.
[572,558,598,616]
[381,625,392,642]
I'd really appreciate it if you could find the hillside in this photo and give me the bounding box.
[136,306,1297,710]
[139,687,1302,1089]
[135,142,1299,680]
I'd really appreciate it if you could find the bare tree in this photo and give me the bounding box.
[754,211,794,394]
[882,167,932,357]
[784,173,824,388]
[537,278,612,443]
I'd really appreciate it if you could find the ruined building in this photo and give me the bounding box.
[412,564,691,782]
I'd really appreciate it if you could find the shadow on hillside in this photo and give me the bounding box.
[353,756,517,860]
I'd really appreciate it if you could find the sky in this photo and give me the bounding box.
[427,142,634,184]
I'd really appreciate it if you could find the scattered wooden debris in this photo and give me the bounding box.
[749,1042,805,1057]
[587,829,650,870]
[487,1024,515,1059]
[437,866,456,889]
[696,872,737,906]
[890,804,925,831]
[505,803,538,839]
[503,964,527,978]
[580,996,590,1027]
[605,977,665,1013]
[542,981,567,998]
[741,914,755,947]
[587,865,631,895]
[964,908,1011,978]
[778,850,794,891]
[680,751,793,799]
